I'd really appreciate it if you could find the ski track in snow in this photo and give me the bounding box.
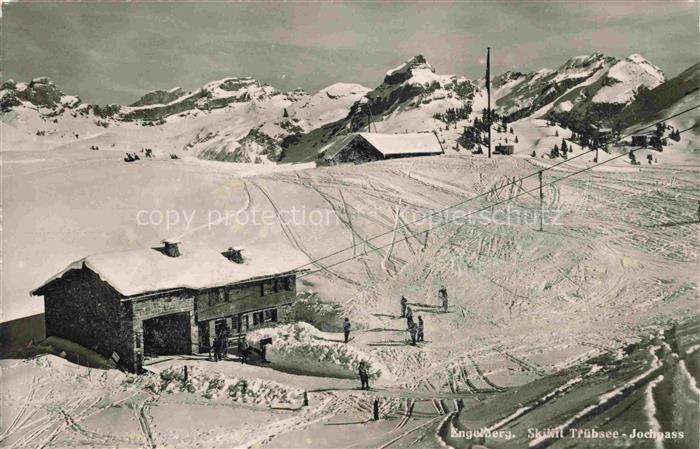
[644,374,666,449]
[528,344,664,448]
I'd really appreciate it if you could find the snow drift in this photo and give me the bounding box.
[146,366,305,408]
[247,322,391,381]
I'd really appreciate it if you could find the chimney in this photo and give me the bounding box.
[162,239,181,258]
[222,247,244,264]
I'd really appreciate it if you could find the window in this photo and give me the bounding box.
[264,308,278,323]
[253,311,264,325]
[285,277,294,291]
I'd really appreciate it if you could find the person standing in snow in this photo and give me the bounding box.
[400,296,408,318]
[439,287,449,313]
[408,321,418,346]
[417,316,424,342]
[438,287,448,308]
[239,339,249,364]
[358,361,370,390]
[343,318,351,343]
[405,306,414,328]
[220,325,230,361]
[213,333,222,362]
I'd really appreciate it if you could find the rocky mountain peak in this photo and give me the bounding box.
[130,87,184,107]
[492,70,527,89]
[0,76,70,109]
[558,52,615,71]
[383,54,436,85]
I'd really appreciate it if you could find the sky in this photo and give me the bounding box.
[1,1,698,105]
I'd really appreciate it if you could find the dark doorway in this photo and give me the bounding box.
[143,313,191,356]
[214,319,227,336]
[198,321,210,353]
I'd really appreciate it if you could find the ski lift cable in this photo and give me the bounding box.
[287,104,699,272]
[205,107,698,287]
[295,121,700,280]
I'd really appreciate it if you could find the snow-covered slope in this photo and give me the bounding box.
[592,54,665,104]
[290,83,371,130]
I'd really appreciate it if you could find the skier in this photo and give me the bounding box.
[400,296,408,318]
[408,321,418,346]
[439,287,449,313]
[438,286,448,307]
[405,306,414,328]
[358,361,370,390]
[417,316,424,342]
[343,318,351,343]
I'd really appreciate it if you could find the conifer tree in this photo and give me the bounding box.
[550,144,560,158]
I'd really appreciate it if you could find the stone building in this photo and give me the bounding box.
[32,240,311,372]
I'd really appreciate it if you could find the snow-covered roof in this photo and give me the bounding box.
[32,243,312,298]
[357,132,443,156]
[319,133,443,160]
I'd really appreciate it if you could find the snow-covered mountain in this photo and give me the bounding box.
[0,76,369,163]
[1,52,694,164]
[494,52,665,125]
[281,54,477,162]
[615,62,699,131]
